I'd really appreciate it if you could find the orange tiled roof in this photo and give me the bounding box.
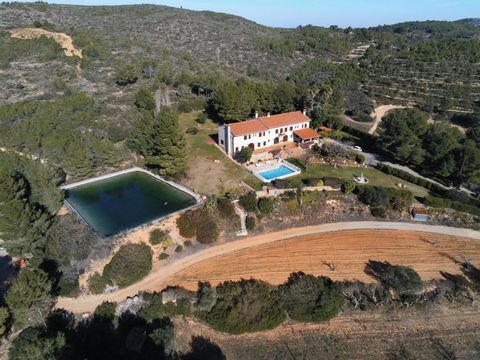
[258,111,310,128]
[293,127,320,140]
[227,111,311,136]
[319,126,333,133]
[227,119,267,136]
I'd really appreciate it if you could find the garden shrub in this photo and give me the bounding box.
[341,181,355,193]
[355,154,365,164]
[87,272,108,295]
[257,197,275,214]
[195,112,207,124]
[217,197,236,219]
[365,261,423,295]
[176,208,219,243]
[278,273,344,322]
[185,127,198,135]
[158,253,170,261]
[356,186,390,208]
[196,217,219,244]
[175,245,183,253]
[239,192,257,212]
[176,210,200,238]
[102,243,153,288]
[245,216,256,231]
[162,237,173,249]
[149,229,169,246]
[305,178,324,187]
[201,279,285,334]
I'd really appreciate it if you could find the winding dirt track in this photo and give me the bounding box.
[56,222,480,313]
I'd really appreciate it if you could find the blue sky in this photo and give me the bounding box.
[22,0,480,28]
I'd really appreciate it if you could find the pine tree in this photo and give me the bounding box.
[5,268,53,328]
[130,108,186,177]
[0,167,51,257]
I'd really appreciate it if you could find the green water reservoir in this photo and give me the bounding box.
[65,171,198,236]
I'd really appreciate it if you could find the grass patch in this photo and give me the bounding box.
[178,111,262,195]
[296,164,428,197]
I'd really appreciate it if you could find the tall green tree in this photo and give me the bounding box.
[130,108,186,177]
[134,87,156,112]
[5,268,53,328]
[454,139,480,186]
[0,168,51,257]
[377,109,428,165]
[423,122,462,179]
[9,327,65,360]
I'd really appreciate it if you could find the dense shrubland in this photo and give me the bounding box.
[0,93,126,177]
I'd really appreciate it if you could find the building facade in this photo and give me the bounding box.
[218,110,317,157]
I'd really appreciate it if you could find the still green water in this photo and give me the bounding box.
[65,172,197,236]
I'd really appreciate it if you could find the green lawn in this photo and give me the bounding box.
[294,164,429,197]
[178,111,262,195]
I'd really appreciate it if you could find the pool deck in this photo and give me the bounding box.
[61,167,203,237]
[247,159,301,183]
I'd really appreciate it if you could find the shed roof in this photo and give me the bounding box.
[293,128,320,140]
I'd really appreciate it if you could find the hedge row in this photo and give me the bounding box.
[375,163,444,193]
[376,163,480,215]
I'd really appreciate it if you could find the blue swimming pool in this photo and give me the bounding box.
[258,165,296,181]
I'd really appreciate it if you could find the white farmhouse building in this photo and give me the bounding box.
[217,110,320,157]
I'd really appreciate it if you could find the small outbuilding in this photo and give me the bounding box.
[411,205,428,222]
[293,128,321,149]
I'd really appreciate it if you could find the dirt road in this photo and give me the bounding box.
[56,222,480,313]
[368,104,407,134]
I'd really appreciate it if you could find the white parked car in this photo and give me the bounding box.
[352,145,363,152]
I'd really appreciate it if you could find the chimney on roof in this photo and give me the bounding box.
[267,112,271,117]
[302,109,307,116]
[255,111,259,119]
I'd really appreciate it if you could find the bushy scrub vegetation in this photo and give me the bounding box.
[176,208,219,244]
[239,192,257,212]
[245,216,256,231]
[355,186,413,214]
[102,243,153,288]
[87,243,152,293]
[257,197,275,214]
[200,279,285,334]
[149,229,169,246]
[138,292,192,321]
[365,261,423,296]
[278,273,344,322]
[0,94,124,177]
[0,32,65,68]
[216,197,236,219]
